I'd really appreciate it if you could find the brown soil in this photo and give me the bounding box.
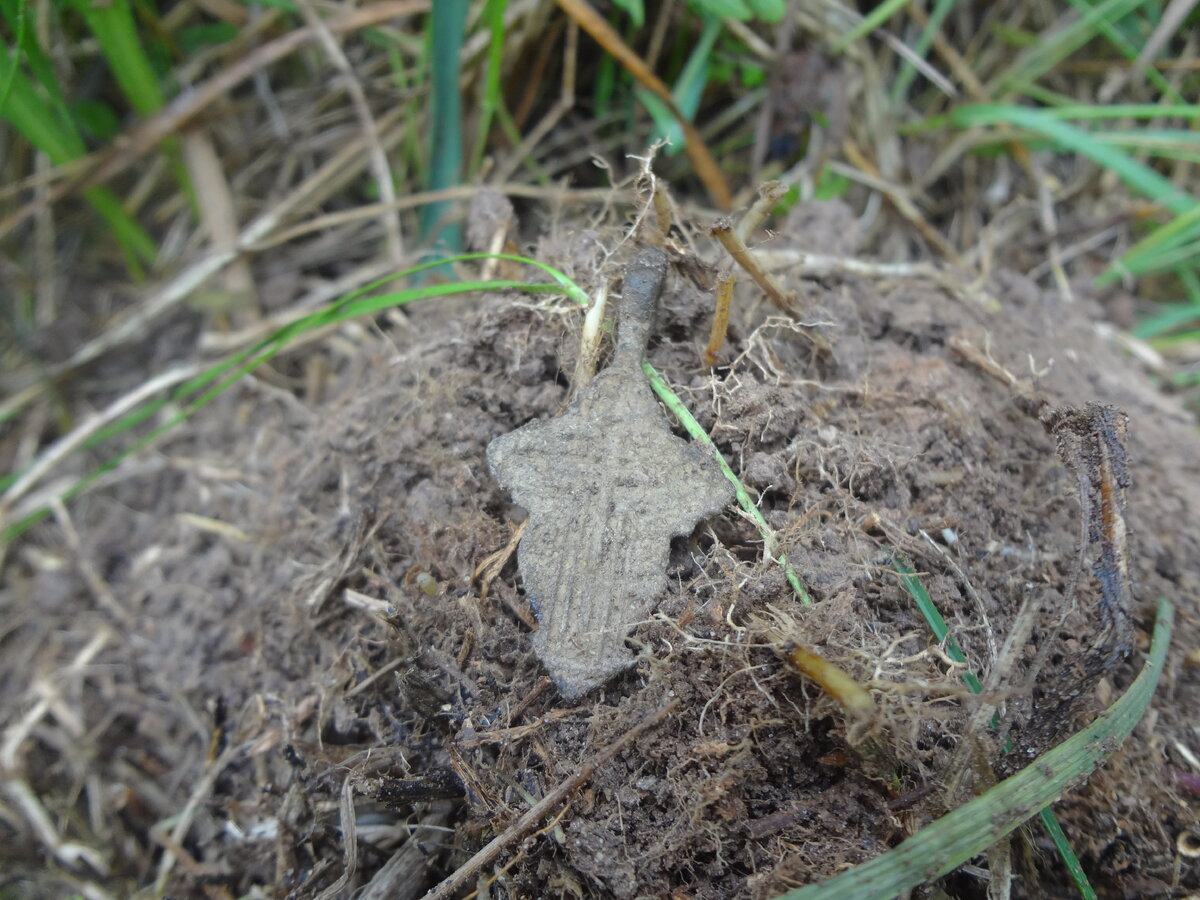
[4,201,1200,899]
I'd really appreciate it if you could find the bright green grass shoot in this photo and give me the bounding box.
[65,0,198,219]
[469,0,513,178]
[0,0,25,113]
[365,25,428,183]
[988,0,1154,98]
[64,0,163,117]
[638,15,722,156]
[0,0,195,272]
[1059,0,1182,103]
[1105,203,1200,287]
[946,104,1200,312]
[949,105,1196,214]
[1040,807,1099,900]
[644,362,812,604]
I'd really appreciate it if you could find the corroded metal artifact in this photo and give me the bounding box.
[487,248,733,698]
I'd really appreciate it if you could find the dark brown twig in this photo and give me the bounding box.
[703,273,735,366]
[709,217,797,315]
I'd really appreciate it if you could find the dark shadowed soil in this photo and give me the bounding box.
[3,201,1199,899]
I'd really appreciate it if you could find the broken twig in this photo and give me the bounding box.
[420,699,679,900]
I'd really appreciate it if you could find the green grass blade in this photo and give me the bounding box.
[593,38,617,118]
[1150,326,1200,350]
[988,0,1152,97]
[645,15,721,155]
[1039,807,1099,900]
[890,0,958,105]
[420,0,468,253]
[773,596,1173,899]
[644,361,812,604]
[675,18,721,118]
[1178,266,1200,304]
[1119,238,1200,280]
[81,188,158,266]
[0,0,72,112]
[1103,204,1200,285]
[949,104,1198,215]
[832,0,909,53]
[0,50,85,159]
[612,0,643,27]
[906,97,1200,134]
[998,103,1200,121]
[468,0,508,177]
[1133,301,1200,339]
[893,555,1100,896]
[66,0,164,116]
[0,0,26,115]
[0,44,156,265]
[66,0,197,219]
[891,555,983,693]
[1061,0,1180,102]
[1091,128,1200,149]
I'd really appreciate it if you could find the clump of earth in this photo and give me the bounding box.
[3,199,1199,899]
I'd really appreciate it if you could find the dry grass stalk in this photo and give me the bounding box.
[4,102,416,420]
[753,246,985,305]
[703,273,736,365]
[153,740,243,890]
[296,0,405,264]
[704,180,789,363]
[842,139,963,263]
[313,777,359,900]
[51,500,132,626]
[942,590,1040,803]
[181,130,260,320]
[251,183,626,252]
[570,281,607,393]
[359,808,453,900]
[1,629,110,772]
[421,699,679,900]
[734,180,787,243]
[2,629,112,878]
[3,778,110,876]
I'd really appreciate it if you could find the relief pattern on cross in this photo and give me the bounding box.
[488,248,734,699]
